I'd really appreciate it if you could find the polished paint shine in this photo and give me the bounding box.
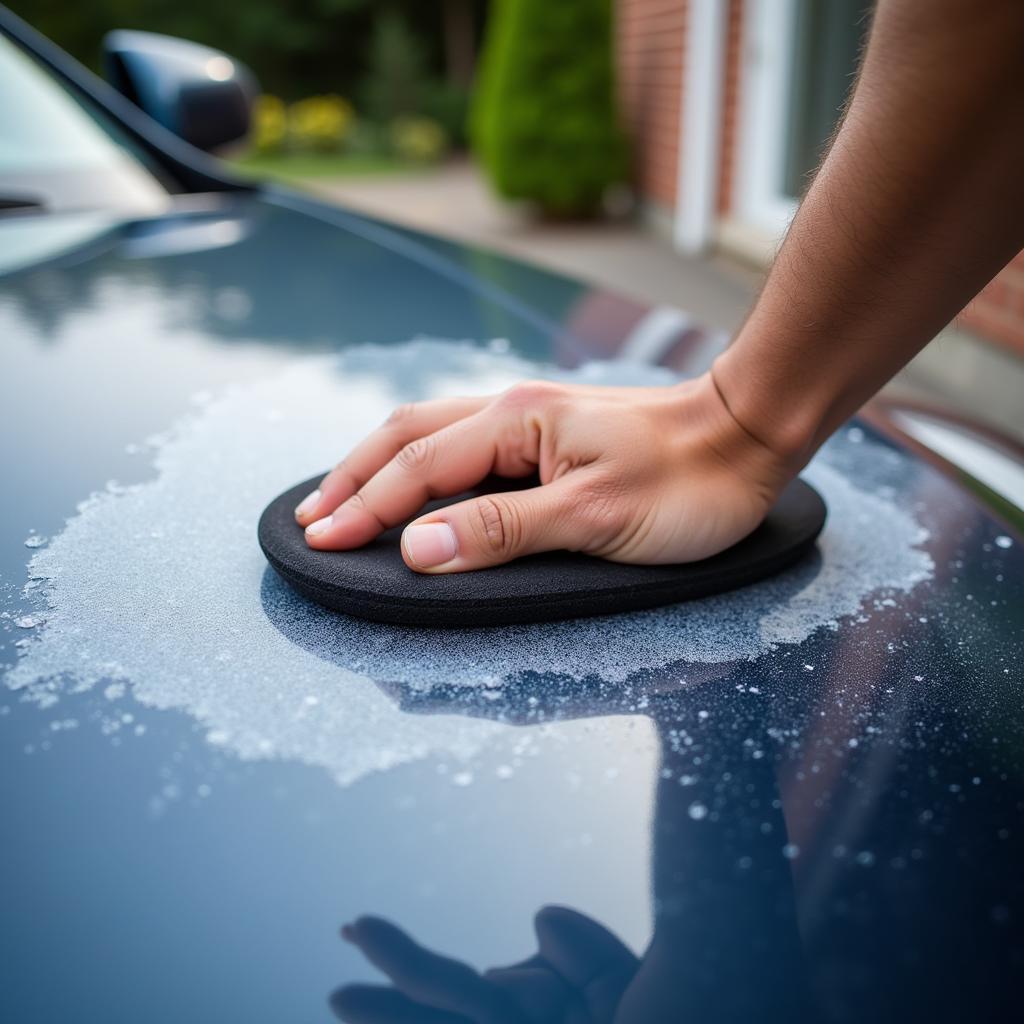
[1,193,1022,1024]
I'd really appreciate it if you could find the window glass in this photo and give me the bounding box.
[782,0,872,198]
[0,34,169,213]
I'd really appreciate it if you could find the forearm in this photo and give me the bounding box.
[712,0,1024,468]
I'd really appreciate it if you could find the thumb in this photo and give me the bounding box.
[400,474,605,573]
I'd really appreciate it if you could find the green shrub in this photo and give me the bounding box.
[422,81,471,149]
[362,9,428,124]
[343,118,387,157]
[471,0,628,218]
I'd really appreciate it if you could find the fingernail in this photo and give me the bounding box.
[305,515,333,538]
[404,522,457,568]
[294,489,321,519]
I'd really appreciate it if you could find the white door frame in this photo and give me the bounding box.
[673,0,728,254]
[732,0,800,243]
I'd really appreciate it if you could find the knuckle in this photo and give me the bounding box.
[384,402,418,428]
[492,419,531,472]
[394,436,435,473]
[342,490,386,530]
[497,379,564,411]
[471,495,519,558]
[330,457,361,489]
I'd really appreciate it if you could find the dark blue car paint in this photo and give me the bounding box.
[1,10,1022,1024]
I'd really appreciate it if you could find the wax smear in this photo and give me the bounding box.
[3,340,933,786]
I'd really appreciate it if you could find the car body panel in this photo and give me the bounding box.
[2,185,1022,1024]
[2,12,1023,1024]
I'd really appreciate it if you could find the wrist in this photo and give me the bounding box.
[709,343,826,472]
[674,371,797,499]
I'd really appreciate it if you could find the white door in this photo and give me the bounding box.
[732,0,871,249]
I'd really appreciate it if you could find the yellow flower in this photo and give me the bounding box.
[252,94,287,153]
[288,95,355,153]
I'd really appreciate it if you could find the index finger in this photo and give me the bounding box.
[304,406,523,551]
[341,917,521,1024]
[294,396,488,526]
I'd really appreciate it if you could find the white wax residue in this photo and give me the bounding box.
[3,340,934,786]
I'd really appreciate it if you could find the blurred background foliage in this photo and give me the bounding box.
[16,0,485,104]
[17,0,627,215]
[16,0,487,168]
[17,0,487,169]
[472,0,626,217]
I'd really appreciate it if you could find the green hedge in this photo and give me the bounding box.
[471,0,627,217]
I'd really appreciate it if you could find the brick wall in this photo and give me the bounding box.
[716,0,744,216]
[614,0,1024,355]
[615,0,687,213]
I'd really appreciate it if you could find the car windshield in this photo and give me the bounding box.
[0,33,169,216]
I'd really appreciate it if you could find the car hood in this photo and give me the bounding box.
[1,189,1021,1023]
[0,187,723,364]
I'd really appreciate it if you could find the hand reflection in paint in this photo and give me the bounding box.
[328,679,812,1024]
[331,906,638,1023]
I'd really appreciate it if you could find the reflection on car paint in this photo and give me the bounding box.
[1,195,1020,1023]
[5,340,935,790]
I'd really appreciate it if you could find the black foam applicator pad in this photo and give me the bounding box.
[258,473,826,628]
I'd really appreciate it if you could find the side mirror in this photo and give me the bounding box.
[102,30,257,153]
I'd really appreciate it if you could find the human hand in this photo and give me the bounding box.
[296,372,792,573]
[330,906,639,1023]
